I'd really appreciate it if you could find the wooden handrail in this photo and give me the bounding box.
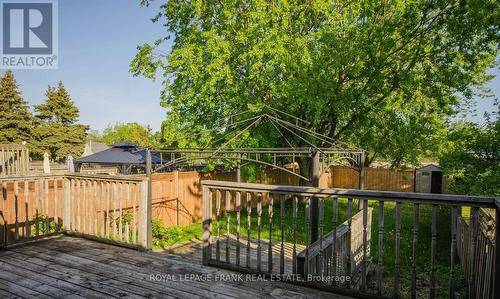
[201,180,498,207]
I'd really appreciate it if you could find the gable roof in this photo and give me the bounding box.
[417,164,442,171]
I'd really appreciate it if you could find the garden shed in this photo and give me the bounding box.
[415,164,445,194]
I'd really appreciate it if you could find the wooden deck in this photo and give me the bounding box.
[164,234,306,275]
[0,236,351,299]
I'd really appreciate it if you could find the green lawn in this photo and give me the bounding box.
[154,198,466,298]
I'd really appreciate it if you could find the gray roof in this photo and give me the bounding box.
[75,143,162,165]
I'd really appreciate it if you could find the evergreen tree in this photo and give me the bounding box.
[34,82,88,160]
[0,70,33,144]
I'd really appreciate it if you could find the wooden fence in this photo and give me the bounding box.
[321,166,414,192]
[457,208,496,299]
[0,144,29,176]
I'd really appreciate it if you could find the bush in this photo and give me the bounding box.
[152,218,201,248]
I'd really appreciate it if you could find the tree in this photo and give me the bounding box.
[132,0,499,168]
[439,104,499,196]
[0,70,33,144]
[33,82,88,160]
[102,122,155,147]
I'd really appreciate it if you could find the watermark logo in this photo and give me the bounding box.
[1,0,58,69]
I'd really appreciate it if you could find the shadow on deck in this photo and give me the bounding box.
[0,236,352,299]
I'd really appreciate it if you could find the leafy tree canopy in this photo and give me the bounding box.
[439,104,499,196]
[33,82,88,160]
[132,0,499,167]
[102,122,155,147]
[0,70,33,144]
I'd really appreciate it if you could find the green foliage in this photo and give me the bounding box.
[102,122,155,147]
[152,217,201,248]
[86,129,104,143]
[33,82,88,160]
[132,0,499,166]
[0,70,33,144]
[31,214,56,235]
[439,106,499,196]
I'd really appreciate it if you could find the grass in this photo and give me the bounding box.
[154,198,466,298]
[152,219,202,248]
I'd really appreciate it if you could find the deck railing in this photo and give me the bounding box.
[0,144,29,176]
[457,209,496,299]
[201,180,499,299]
[0,174,151,249]
[297,207,373,287]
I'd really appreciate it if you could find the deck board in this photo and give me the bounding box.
[0,236,351,299]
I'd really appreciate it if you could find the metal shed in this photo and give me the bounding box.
[415,164,445,194]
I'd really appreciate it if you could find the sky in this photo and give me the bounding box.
[10,0,169,132]
[7,0,499,133]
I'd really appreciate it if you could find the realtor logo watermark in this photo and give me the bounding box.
[1,0,58,69]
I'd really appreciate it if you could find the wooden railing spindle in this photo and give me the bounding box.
[257,192,262,271]
[280,193,285,274]
[14,181,19,240]
[43,179,50,234]
[268,193,274,273]
[112,182,118,239]
[469,206,479,299]
[346,197,353,288]
[236,191,241,267]
[119,182,123,241]
[106,181,111,238]
[319,197,325,276]
[24,180,30,239]
[449,206,458,298]
[411,203,419,299]
[305,196,310,276]
[292,195,298,274]
[83,179,87,234]
[225,190,231,263]
[377,200,384,295]
[132,182,137,244]
[246,192,252,268]
[54,179,59,232]
[395,201,401,298]
[430,204,437,299]
[94,180,98,236]
[361,199,368,292]
[35,179,40,236]
[216,189,221,263]
[332,197,338,285]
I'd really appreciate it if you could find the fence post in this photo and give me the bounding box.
[310,150,320,242]
[202,184,212,265]
[359,151,365,190]
[139,180,152,250]
[62,177,71,231]
[146,150,153,249]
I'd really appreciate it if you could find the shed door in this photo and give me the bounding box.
[430,171,442,194]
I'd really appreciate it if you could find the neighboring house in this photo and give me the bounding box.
[82,141,109,157]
